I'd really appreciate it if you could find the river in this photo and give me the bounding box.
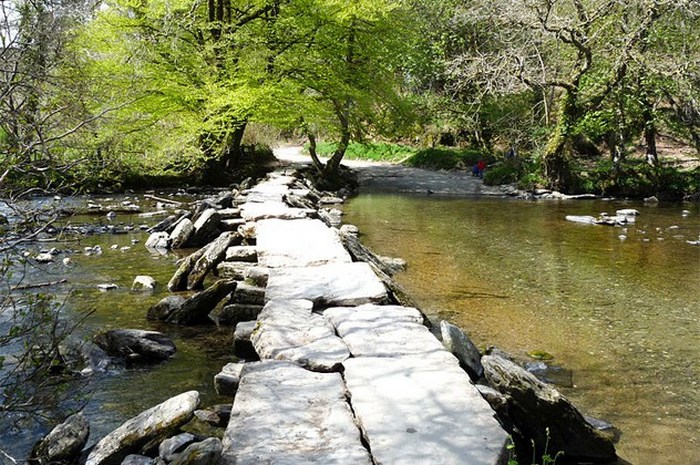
[342,194,699,465]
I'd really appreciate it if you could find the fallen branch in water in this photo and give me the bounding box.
[12,279,68,291]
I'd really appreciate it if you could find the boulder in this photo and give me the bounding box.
[194,405,231,427]
[224,246,258,263]
[216,303,263,326]
[219,218,246,231]
[35,253,54,263]
[120,455,153,465]
[159,433,198,462]
[29,412,90,465]
[214,362,246,397]
[147,295,185,321]
[132,275,156,291]
[233,321,257,359]
[166,280,237,325]
[187,232,239,290]
[170,438,222,465]
[169,218,194,249]
[145,232,170,250]
[188,209,221,247]
[217,208,241,220]
[440,320,484,381]
[481,354,616,463]
[93,329,176,363]
[228,282,265,305]
[85,391,200,465]
[168,244,211,292]
[215,262,255,281]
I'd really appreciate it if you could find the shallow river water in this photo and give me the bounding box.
[342,194,699,465]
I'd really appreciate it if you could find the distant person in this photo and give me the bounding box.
[506,146,517,158]
[472,164,480,177]
[477,160,486,178]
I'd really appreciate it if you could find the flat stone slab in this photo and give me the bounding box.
[240,201,311,221]
[251,300,349,372]
[255,218,351,268]
[324,304,444,357]
[265,262,388,307]
[343,352,508,465]
[221,360,372,465]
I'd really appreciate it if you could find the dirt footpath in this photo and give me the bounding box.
[273,146,505,196]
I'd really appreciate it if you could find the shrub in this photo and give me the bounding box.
[403,147,490,170]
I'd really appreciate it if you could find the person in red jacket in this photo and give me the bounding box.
[477,159,486,178]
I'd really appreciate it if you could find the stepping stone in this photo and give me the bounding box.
[265,262,388,307]
[240,201,310,221]
[244,184,289,203]
[255,218,351,268]
[343,352,508,465]
[251,300,349,372]
[324,304,444,357]
[221,361,372,465]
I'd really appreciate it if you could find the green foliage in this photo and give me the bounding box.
[311,142,416,163]
[404,147,490,170]
[484,158,537,187]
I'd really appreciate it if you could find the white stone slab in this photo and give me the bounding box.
[255,218,351,268]
[244,183,289,203]
[221,360,372,465]
[265,262,388,307]
[324,305,444,357]
[251,300,350,372]
[239,201,310,221]
[343,353,508,465]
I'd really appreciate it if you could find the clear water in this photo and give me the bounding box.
[343,194,700,465]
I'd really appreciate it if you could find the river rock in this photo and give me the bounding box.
[132,275,157,291]
[219,218,246,231]
[147,295,185,321]
[251,299,350,372]
[120,455,153,465]
[85,391,200,465]
[481,354,616,463]
[217,208,241,220]
[29,412,90,465]
[324,304,443,358]
[233,321,257,359]
[440,320,484,381]
[216,303,263,326]
[169,438,222,465]
[187,232,239,290]
[159,433,198,462]
[265,262,388,306]
[166,279,237,325]
[189,209,220,247]
[145,232,170,250]
[214,362,246,397]
[94,329,176,363]
[228,282,265,305]
[169,218,194,249]
[565,215,597,225]
[221,361,372,465]
[215,261,255,281]
[224,246,257,262]
[97,283,119,292]
[35,252,54,263]
[168,244,211,292]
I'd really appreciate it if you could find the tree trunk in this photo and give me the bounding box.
[543,91,577,191]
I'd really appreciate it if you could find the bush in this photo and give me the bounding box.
[403,147,490,170]
[311,141,416,163]
[483,158,535,186]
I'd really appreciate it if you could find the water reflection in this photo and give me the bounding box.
[343,194,700,465]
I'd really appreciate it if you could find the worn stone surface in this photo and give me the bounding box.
[217,208,241,220]
[255,218,351,268]
[170,438,222,465]
[343,352,508,465]
[440,320,484,381]
[240,201,310,221]
[169,218,194,249]
[121,454,153,465]
[219,218,246,231]
[221,361,372,465]
[147,295,185,321]
[30,412,90,465]
[214,362,246,397]
[324,304,443,357]
[228,282,265,305]
[189,209,220,247]
[251,300,349,372]
[187,232,239,290]
[482,354,616,463]
[159,433,198,462]
[216,303,263,326]
[93,329,176,362]
[224,246,258,263]
[85,391,200,465]
[145,232,170,250]
[265,262,388,307]
[216,262,255,281]
[168,244,211,292]
[167,280,237,325]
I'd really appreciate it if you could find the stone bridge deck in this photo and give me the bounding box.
[220,170,508,465]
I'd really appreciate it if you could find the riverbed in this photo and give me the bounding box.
[342,194,699,465]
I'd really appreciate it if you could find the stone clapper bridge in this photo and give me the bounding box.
[208,169,509,465]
